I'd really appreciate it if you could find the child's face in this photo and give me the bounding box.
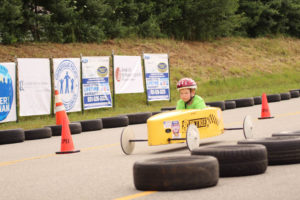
[179,89,195,102]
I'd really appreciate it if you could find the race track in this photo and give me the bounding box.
[1,98,300,200]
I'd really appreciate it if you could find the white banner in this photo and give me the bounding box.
[144,54,170,101]
[82,56,112,109]
[53,58,81,113]
[18,58,51,116]
[113,55,144,94]
[0,62,17,123]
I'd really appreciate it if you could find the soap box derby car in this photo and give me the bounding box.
[121,107,253,155]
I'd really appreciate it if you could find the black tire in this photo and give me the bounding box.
[45,122,82,136]
[0,129,25,144]
[191,145,267,177]
[290,90,300,98]
[161,106,176,111]
[134,156,219,191]
[254,96,262,105]
[238,136,300,165]
[101,116,129,128]
[272,130,300,137]
[267,94,281,102]
[224,101,236,110]
[122,112,152,124]
[25,127,52,140]
[152,111,161,116]
[280,93,291,100]
[234,98,254,107]
[79,119,103,132]
[206,101,225,111]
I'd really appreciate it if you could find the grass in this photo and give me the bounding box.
[0,36,300,130]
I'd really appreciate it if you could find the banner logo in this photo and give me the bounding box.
[157,62,167,72]
[0,64,13,121]
[55,60,79,111]
[97,66,108,77]
[115,67,121,82]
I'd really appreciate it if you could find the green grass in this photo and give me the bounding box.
[1,69,299,131]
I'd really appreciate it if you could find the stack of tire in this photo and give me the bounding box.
[133,144,269,191]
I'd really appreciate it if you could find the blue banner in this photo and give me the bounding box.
[144,54,170,101]
[82,57,112,109]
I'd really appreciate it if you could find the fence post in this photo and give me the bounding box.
[111,50,115,108]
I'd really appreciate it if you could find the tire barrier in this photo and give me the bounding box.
[289,90,300,98]
[79,119,103,132]
[133,156,219,191]
[238,136,300,165]
[233,98,255,108]
[205,101,225,111]
[272,130,300,137]
[101,116,129,128]
[161,106,176,111]
[191,145,267,177]
[0,128,25,144]
[25,127,52,140]
[45,122,82,136]
[151,111,161,116]
[280,92,291,100]
[121,112,152,124]
[254,96,262,105]
[266,94,281,102]
[224,101,236,110]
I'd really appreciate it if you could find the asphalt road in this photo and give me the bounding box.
[1,98,300,200]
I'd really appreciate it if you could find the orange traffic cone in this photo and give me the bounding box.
[55,90,69,125]
[258,93,274,120]
[56,117,80,154]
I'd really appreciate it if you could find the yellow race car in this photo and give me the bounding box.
[121,107,253,155]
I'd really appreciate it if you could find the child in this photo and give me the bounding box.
[176,78,206,110]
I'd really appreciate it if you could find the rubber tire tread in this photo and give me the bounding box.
[206,101,225,111]
[280,93,291,100]
[101,116,129,128]
[238,136,300,165]
[152,111,161,116]
[134,156,219,191]
[267,94,281,102]
[79,119,103,132]
[191,144,267,177]
[225,101,236,110]
[45,122,82,136]
[0,129,25,144]
[123,112,152,124]
[25,127,52,140]
[234,98,254,107]
[161,107,176,111]
[254,96,262,105]
[290,90,300,98]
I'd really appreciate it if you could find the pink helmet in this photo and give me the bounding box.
[177,78,197,90]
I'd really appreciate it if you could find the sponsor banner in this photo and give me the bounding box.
[18,58,51,116]
[0,62,17,123]
[82,56,112,109]
[144,54,170,101]
[113,55,144,94]
[53,58,81,113]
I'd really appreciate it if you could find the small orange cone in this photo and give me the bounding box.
[56,117,80,154]
[55,90,69,125]
[258,93,274,120]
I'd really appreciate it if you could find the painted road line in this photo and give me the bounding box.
[0,143,118,167]
[113,191,157,200]
[0,154,56,167]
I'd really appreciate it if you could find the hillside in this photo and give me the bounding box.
[0,37,299,82]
